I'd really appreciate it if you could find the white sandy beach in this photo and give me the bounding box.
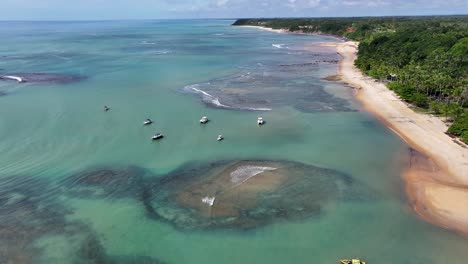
[235,25,288,33]
[335,41,468,235]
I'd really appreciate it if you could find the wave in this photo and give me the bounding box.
[184,84,232,109]
[230,166,277,185]
[240,106,272,111]
[140,41,157,45]
[0,75,24,83]
[272,44,286,49]
[153,51,171,55]
[0,73,85,84]
[184,84,272,111]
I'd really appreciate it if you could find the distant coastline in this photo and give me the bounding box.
[234,25,350,41]
[235,24,468,237]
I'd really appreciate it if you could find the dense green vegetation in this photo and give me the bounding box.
[234,17,468,142]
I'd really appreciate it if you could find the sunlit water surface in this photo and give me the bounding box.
[0,20,467,264]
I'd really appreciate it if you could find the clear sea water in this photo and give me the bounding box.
[0,20,467,264]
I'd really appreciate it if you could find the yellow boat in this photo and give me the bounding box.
[340,259,366,264]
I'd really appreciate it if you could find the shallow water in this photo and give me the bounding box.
[0,20,467,263]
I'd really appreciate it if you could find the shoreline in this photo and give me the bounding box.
[236,24,468,236]
[235,25,288,33]
[336,41,468,236]
[234,25,349,41]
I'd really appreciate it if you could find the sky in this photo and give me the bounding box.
[0,0,466,20]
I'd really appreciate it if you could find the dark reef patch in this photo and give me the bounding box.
[0,174,165,264]
[77,234,166,264]
[0,176,73,263]
[145,160,366,230]
[63,166,148,200]
[0,73,86,84]
[183,71,354,112]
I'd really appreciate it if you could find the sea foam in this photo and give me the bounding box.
[184,84,232,109]
[184,83,272,111]
[272,44,286,49]
[230,166,277,185]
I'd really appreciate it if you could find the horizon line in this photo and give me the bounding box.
[0,13,466,22]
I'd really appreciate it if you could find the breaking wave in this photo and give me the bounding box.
[183,83,272,111]
[184,84,232,109]
[230,165,277,185]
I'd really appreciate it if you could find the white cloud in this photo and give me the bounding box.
[216,0,229,7]
[308,0,321,7]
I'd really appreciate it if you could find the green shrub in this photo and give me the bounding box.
[448,114,468,142]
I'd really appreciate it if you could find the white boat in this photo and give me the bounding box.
[200,116,209,124]
[152,133,164,140]
[257,117,265,125]
[201,196,215,206]
[143,119,153,125]
[217,135,224,141]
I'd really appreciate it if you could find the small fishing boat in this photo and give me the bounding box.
[143,119,153,125]
[217,135,224,141]
[200,116,209,124]
[257,117,265,125]
[152,133,164,140]
[340,259,366,264]
[104,106,110,111]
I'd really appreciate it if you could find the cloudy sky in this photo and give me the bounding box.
[1,0,466,20]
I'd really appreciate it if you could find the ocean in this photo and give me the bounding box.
[0,20,467,264]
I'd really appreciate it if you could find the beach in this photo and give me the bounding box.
[335,41,468,235]
[236,25,288,33]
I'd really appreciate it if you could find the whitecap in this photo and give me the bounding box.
[140,41,157,45]
[230,166,277,185]
[0,75,23,83]
[272,44,285,49]
[240,107,272,111]
[184,84,232,109]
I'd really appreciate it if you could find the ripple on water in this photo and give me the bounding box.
[0,174,167,263]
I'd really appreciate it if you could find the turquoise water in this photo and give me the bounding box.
[0,20,467,263]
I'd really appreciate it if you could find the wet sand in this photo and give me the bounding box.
[335,41,468,236]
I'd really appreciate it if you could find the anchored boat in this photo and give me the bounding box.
[200,116,209,124]
[152,133,164,140]
[257,117,265,125]
[143,118,153,125]
[217,135,224,141]
[340,259,366,264]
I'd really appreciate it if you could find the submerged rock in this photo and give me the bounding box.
[182,44,353,113]
[0,174,167,263]
[0,73,86,84]
[183,69,354,113]
[148,160,355,230]
[0,176,72,263]
[77,234,166,264]
[63,166,147,199]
